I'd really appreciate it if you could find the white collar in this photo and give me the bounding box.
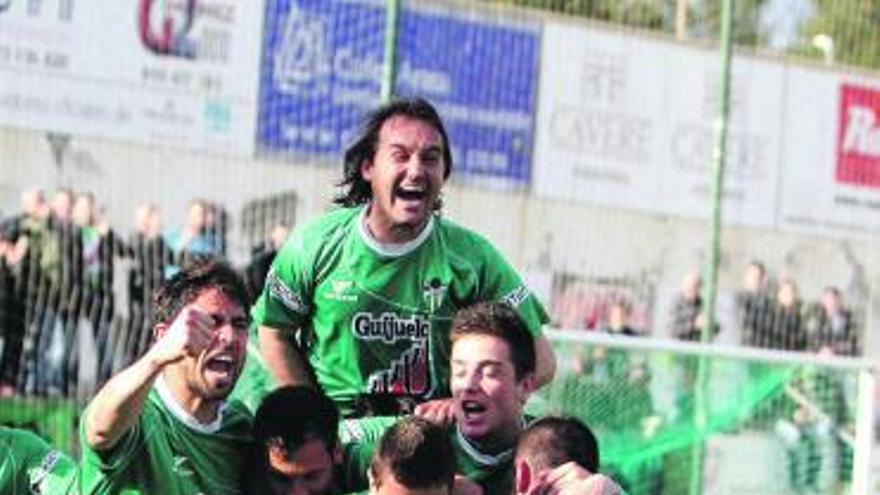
[358,204,434,257]
[455,425,515,467]
[155,374,227,434]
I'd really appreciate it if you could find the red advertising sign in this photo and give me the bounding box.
[838,83,880,187]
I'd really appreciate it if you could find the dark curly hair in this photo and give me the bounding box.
[151,259,250,329]
[334,97,453,209]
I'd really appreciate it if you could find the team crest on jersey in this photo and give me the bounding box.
[422,277,448,313]
[367,340,430,396]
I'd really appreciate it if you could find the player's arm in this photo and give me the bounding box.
[84,308,215,450]
[258,324,315,387]
[534,332,557,388]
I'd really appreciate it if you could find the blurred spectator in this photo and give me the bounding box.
[125,203,172,364]
[0,221,25,396]
[806,286,859,356]
[167,199,222,259]
[602,300,638,336]
[74,193,127,389]
[770,280,807,351]
[243,223,290,305]
[669,272,710,342]
[737,260,775,348]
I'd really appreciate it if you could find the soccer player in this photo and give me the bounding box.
[79,260,252,494]
[368,416,455,495]
[247,385,357,495]
[0,426,77,494]
[339,302,539,495]
[252,97,555,419]
[514,417,624,495]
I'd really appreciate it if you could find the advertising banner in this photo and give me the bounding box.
[0,0,263,154]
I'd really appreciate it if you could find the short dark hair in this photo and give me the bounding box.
[151,259,250,328]
[747,260,766,275]
[335,97,453,208]
[450,302,536,380]
[370,416,454,492]
[253,386,340,453]
[516,416,599,473]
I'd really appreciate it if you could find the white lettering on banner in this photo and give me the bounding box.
[273,5,331,95]
[842,105,880,157]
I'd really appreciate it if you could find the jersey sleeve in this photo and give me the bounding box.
[475,239,549,336]
[251,227,313,335]
[78,403,145,476]
[3,428,77,495]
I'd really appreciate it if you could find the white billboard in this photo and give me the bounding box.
[533,24,666,212]
[534,22,782,227]
[0,0,263,155]
[778,66,880,238]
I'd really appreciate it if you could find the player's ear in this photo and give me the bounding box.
[152,323,169,343]
[360,159,373,181]
[517,372,537,404]
[368,465,380,494]
[515,459,532,495]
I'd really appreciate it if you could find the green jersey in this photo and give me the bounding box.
[337,416,518,495]
[79,376,252,495]
[0,427,77,495]
[251,206,548,416]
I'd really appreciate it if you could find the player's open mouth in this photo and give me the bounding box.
[205,355,236,376]
[395,185,427,202]
[462,400,487,419]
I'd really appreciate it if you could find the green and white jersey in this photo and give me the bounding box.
[453,426,515,495]
[336,416,519,495]
[0,427,77,495]
[251,206,549,416]
[79,376,252,495]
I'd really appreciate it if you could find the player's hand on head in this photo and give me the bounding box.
[453,474,483,495]
[149,307,215,367]
[539,462,624,495]
[414,397,456,425]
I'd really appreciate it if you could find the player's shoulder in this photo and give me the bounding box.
[0,426,49,454]
[220,399,255,437]
[434,215,495,251]
[275,207,360,260]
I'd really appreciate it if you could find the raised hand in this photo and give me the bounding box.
[149,307,216,367]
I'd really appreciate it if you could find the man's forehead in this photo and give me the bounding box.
[268,440,332,475]
[451,335,513,364]
[191,287,246,316]
[379,116,443,147]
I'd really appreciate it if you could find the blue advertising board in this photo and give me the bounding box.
[258,0,539,183]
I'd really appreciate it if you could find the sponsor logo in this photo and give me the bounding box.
[503,285,530,307]
[837,83,880,188]
[326,279,357,302]
[29,450,61,493]
[267,270,308,314]
[352,312,430,343]
[138,0,236,61]
[271,6,449,98]
[367,341,430,396]
[273,5,331,96]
